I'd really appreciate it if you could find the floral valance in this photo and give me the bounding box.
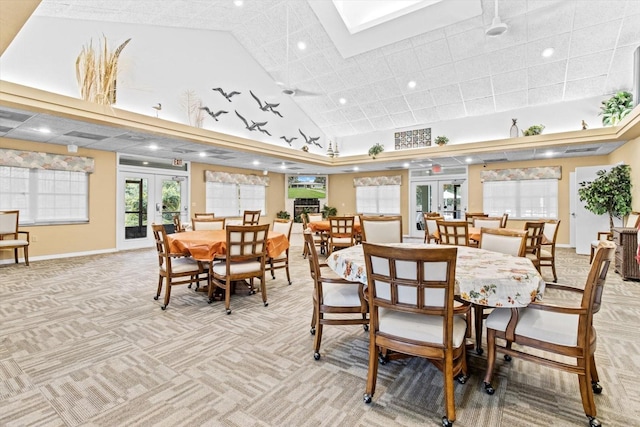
[0,148,95,173]
[205,170,269,186]
[480,166,561,182]
[353,175,401,186]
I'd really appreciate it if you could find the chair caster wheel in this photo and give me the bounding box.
[314,352,320,360]
[161,305,167,310]
[208,298,214,304]
[504,355,512,362]
[154,295,159,300]
[378,354,389,365]
[226,309,231,315]
[592,381,603,394]
[484,382,495,395]
[264,302,269,307]
[310,327,316,335]
[287,281,292,285]
[442,416,453,427]
[455,374,468,384]
[188,284,192,289]
[588,416,601,427]
[363,324,369,332]
[363,394,372,404]
[476,347,484,355]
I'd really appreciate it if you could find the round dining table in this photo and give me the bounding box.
[326,243,544,308]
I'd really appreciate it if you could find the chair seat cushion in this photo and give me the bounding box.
[331,237,352,245]
[163,257,201,274]
[539,248,552,258]
[0,239,29,247]
[212,260,262,276]
[322,282,363,307]
[485,307,578,347]
[378,308,467,347]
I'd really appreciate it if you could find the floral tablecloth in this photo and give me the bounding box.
[326,243,544,308]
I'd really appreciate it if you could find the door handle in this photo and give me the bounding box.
[156,203,161,213]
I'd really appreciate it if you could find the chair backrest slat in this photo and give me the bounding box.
[242,210,261,225]
[226,224,269,260]
[437,220,469,246]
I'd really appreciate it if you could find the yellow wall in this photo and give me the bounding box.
[608,136,640,210]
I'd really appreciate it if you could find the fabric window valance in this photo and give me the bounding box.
[480,166,561,182]
[205,170,269,186]
[353,175,401,186]
[0,148,95,173]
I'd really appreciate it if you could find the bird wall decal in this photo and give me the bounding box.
[250,90,283,117]
[299,129,322,148]
[152,103,162,117]
[212,87,241,102]
[235,111,268,132]
[280,136,297,146]
[200,106,228,121]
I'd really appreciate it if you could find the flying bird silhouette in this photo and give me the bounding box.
[250,90,283,117]
[200,106,228,121]
[280,136,297,146]
[235,111,267,131]
[299,129,321,148]
[212,87,241,102]
[152,103,162,117]
[256,125,271,136]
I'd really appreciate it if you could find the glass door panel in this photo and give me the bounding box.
[124,177,148,239]
[410,179,467,238]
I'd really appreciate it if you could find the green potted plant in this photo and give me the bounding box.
[599,91,634,126]
[434,135,449,146]
[276,210,290,219]
[368,143,384,159]
[522,125,545,136]
[578,164,632,232]
[321,204,337,219]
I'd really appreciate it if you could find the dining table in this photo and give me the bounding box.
[307,220,362,234]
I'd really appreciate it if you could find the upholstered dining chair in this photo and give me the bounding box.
[193,212,215,219]
[242,210,261,225]
[539,219,561,282]
[172,214,186,233]
[327,216,356,254]
[437,220,470,247]
[307,212,323,222]
[151,223,205,310]
[523,221,545,272]
[301,214,327,258]
[465,212,488,224]
[304,232,368,361]
[0,210,30,266]
[589,211,639,263]
[483,241,615,427]
[359,215,403,243]
[423,214,443,243]
[208,224,270,314]
[361,243,468,427]
[192,217,225,230]
[473,217,503,229]
[473,227,528,354]
[268,218,293,285]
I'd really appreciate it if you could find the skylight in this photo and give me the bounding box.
[332,0,441,34]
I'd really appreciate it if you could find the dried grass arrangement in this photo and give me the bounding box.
[75,36,131,105]
[181,90,205,128]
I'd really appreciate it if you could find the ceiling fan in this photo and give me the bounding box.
[277,3,321,97]
[486,0,508,36]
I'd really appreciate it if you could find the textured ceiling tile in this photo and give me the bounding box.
[330,123,356,136]
[431,84,463,106]
[526,33,571,66]
[455,55,491,81]
[526,1,575,41]
[422,64,459,89]
[410,28,446,47]
[371,115,395,130]
[604,44,637,93]
[390,111,416,128]
[436,103,467,120]
[460,77,493,100]
[447,27,487,61]
[340,106,367,122]
[618,13,640,47]
[373,78,402,100]
[396,74,426,95]
[404,90,434,110]
[350,119,374,133]
[348,84,380,105]
[570,20,621,58]
[567,50,613,81]
[465,97,496,116]
[338,65,367,87]
[627,1,640,14]
[315,74,347,93]
[360,101,388,118]
[572,0,627,29]
[385,48,422,76]
[414,39,454,69]
[301,52,334,76]
[528,83,564,105]
[564,75,607,100]
[528,60,567,88]
[322,46,357,70]
[323,110,347,125]
[483,15,528,52]
[383,96,411,115]
[412,107,440,124]
[494,90,528,112]
[492,69,528,95]
[381,39,414,55]
[443,15,484,37]
[357,57,394,83]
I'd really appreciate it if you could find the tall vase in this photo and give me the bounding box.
[510,119,519,138]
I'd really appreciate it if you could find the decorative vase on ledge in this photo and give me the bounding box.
[510,119,519,138]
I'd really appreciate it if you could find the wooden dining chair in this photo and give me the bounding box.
[307,212,323,222]
[208,224,270,314]
[172,214,186,233]
[589,211,639,263]
[473,227,528,354]
[268,218,293,285]
[304,231,368,361]
[361,243,468,427]
[483,241,615,427]
[359,215,402,243]
[539,219,561,282]
[523,221,545,272]
[473,217,502,229]
[242,210,261,225]
[193,212,215,219]
[500,213,509,228]
[0,210,30,266]
[437,220,470,246]
[465,212,487,224]
[327,216,356,254]
[301,214,327,258]
[151,224,205,310]
[423,214,443,243]
[192,217,225,230]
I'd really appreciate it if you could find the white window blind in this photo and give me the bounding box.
[356,185,400,215]
[0,166,89,224]
[205,182,265,217]
[483,179,558,219]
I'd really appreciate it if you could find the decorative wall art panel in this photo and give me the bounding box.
[394,128,431,150]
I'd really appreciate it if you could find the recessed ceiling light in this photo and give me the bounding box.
[465,157,473,163]
[544,150,555,157]
[253,160,260,166]
[407,80,416,89]
[353,166,359,171]
[541,47,555,58]
[297,41,307,50]
[233,0,243,6]
[142,161,149,165]
[280,163,287,170]
[339,98,347,105]
[403,162,410,168]
[37,127,51,133]
[149,144,158,150]
[199,152,207,157]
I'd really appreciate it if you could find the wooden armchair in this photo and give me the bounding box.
[423,214,443,243]
[268,218,293,285]
[242,210,261,225]
[539,219,561,282]
[193,212,215,219]
[483,241,615,427]
[437,220,470,246]
[191,217,225,230]
[327,216,356,254]
[523,221,545,272]
[0,210,30,266]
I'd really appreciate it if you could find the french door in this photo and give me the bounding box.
[409,177,468,238]
[117,170,189,250]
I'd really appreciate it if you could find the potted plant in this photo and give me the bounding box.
[434,135,449,146]
[321,204,337,219]
[276,210,290,219]
[599,91,634,126]
[578,164,632,232]
[368,143,384,159]
[522,125,545,136]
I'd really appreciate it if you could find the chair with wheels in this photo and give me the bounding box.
[539,219,561,282]
[327,216,356,254]
[268,218,293,284]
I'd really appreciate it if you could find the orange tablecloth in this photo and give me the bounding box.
[308,220,362,233]
[167,230,289,261]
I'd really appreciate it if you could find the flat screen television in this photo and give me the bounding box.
[287,175,327,199]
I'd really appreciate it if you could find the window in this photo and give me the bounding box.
[205,182,265,217]
[356,185,400,214]
[483,179,558,219]
[0,166,89,224]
